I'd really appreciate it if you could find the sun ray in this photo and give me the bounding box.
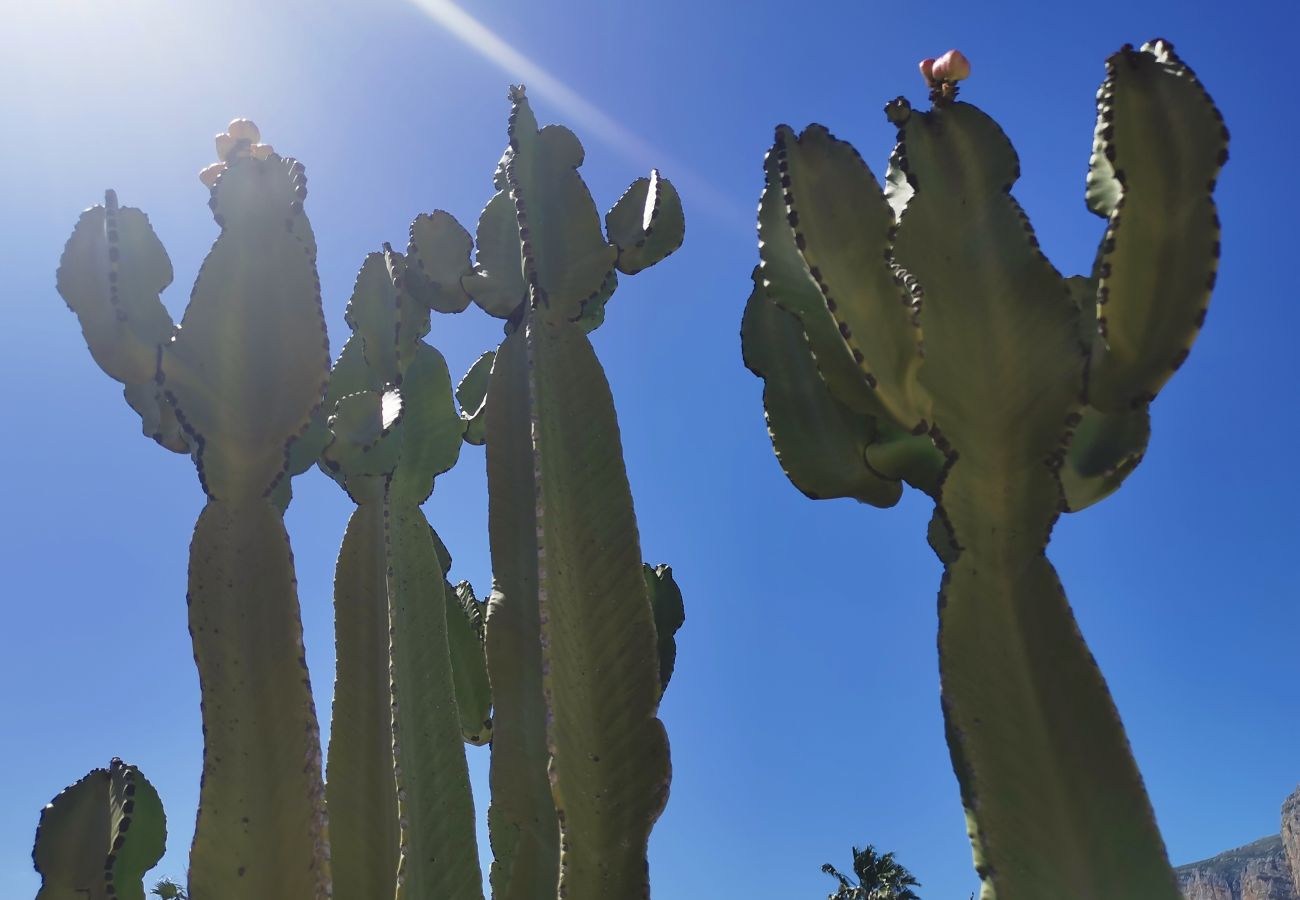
[406,0,749,229]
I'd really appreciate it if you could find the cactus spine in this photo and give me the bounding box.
[743,40,1226,898]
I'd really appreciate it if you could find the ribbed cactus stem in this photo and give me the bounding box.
[56,123,334,898]
[744,41,1226,898]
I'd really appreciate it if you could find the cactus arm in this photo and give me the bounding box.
[573,268,617,334]
[323,389,406,477]
[525,314,670,899]
[386,503,484,900]
[185,500,331,899]
[387,343,464,504]
[56,191,175,386]
[56,192,186,453]
[605,170,685,275]
[773,124,929,430]
[482,328,560,900]
[457,350,496,446]
[326,504,401,900]
[504,96,617,323]
[894,99,1178,898]
[123,381,189,453]
[465,191,529,318]
[741,271,902,507]
[158,155,330,501]
[446,579,493,745]
[643,564,685,696]
[757,149,882,417]
[1057,275,1152,512]
[34,760,167,900]
[345,249,431,387]
[862,425,946,496]
[407,210,474,314]
[1085,40,1228,412]
[1060,403,1151,512]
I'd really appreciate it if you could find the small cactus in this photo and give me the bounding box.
[744,40,1226,897]
[33,759,167,900]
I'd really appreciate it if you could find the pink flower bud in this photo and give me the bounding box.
[214,133,236,162]
[919,58,937,87]
[932,49,971,83]
[198,162,226,188]
[250,143,274,161]
[226,118,261,144]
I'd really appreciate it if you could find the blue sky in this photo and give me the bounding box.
[2,0,1297,897]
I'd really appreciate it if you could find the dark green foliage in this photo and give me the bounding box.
[821,845,921,900]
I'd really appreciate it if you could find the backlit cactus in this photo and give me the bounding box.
[374,84,684,899]
[55,123,332,898]
[743,40,1226,898]
[49,90,684,900]
[33,759,166,900]
[318,244,484,900]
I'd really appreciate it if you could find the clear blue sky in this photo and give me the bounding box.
[2,1,1297,897]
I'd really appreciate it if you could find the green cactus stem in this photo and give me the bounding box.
[364,83,685,900]
[457,350,495,446]
[320,245,482,900]
[744,40,1226,898]
[56,123,332,899]
[445,579,493,746]
[33,759,167,900]
[645,564,686,696]
[465,84,682,900]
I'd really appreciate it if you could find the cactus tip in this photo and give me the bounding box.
[885,97,913,125]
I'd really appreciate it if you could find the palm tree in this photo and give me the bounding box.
[152,878,188,899]
[821,844,921,900]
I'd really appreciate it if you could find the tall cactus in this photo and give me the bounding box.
[743,41,1226,898]
[402,85,684,900]
[56,121,332,898]
[319,244,485,900]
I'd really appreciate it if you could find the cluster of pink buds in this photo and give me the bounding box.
[919,49,972,88]
[198,119,275,187]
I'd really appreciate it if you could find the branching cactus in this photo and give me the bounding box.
[56,121,332,898]
[33,759,167,900]
[318,243,487,899]
[742,41,1227,898]
[399,85,684,900]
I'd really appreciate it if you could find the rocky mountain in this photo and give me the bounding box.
[1177,786,1300,900]
[1177,835,1297,900]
